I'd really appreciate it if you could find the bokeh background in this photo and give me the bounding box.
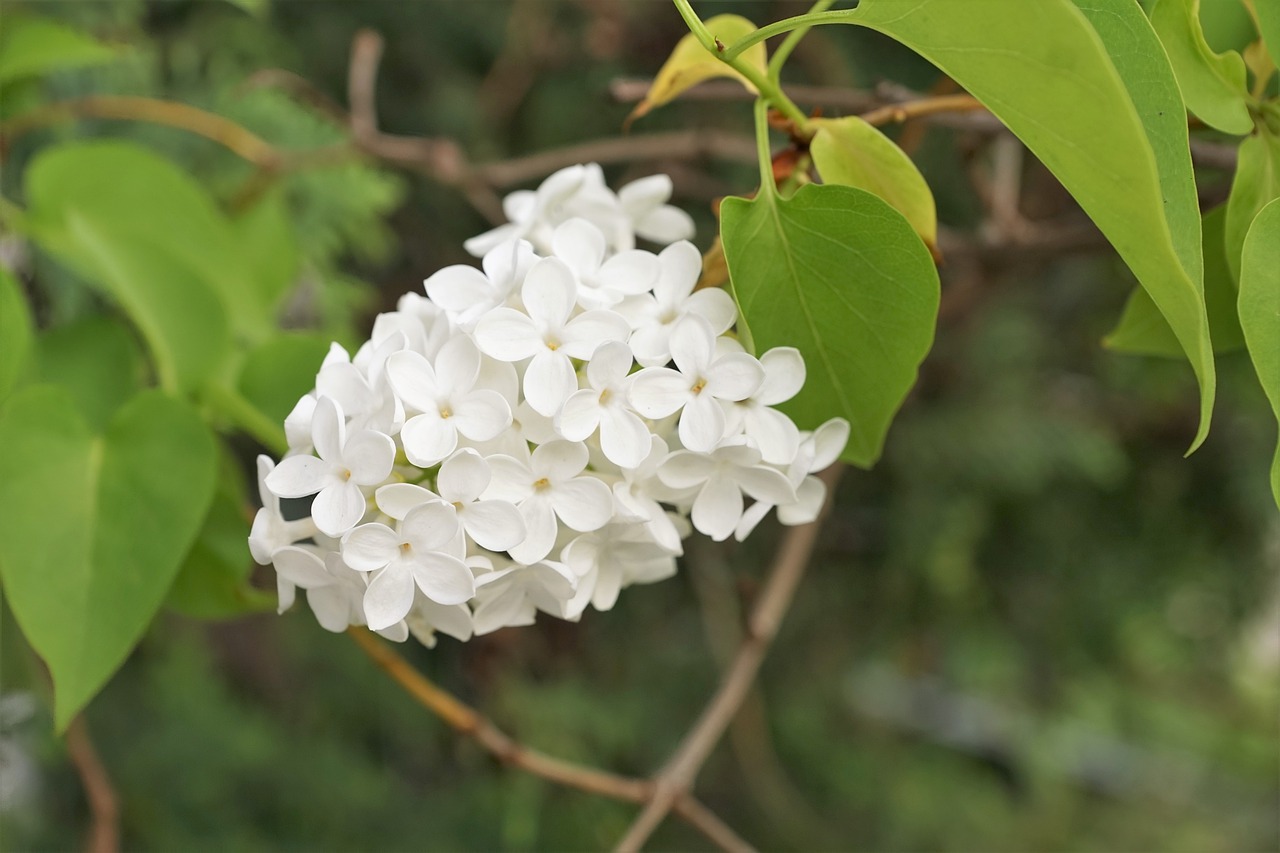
[1,1,1277,850]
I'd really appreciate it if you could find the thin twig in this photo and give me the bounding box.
[347,627,754,851]
[859,93,986,128]
[615,464,845,853]
[65,714,119,853]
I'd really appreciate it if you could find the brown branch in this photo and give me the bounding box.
[615,464,845,853]
[859,93,986,128]
[1,95,278,167]
[348,627,754,851]
[65,714,119,853]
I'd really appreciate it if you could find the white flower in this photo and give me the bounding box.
[265,396,395,537]
[561,524,677,616]
[611,436,686,554]
[618,241,736,367]
[630,315,764,452]
[464,164,595,256]
[618,173,696,246]
[471,559,579,634]
[658,444,796,541]
[473,257,628,417]
[549,218,660,309]
[406,597,474,648]
[341,500,475,630]
[483,440,614,564]
[249,456,319,612]
[387,336,512,467]
[426,238,536,329]
[733,417,850,540]
[435,449,526,552]
[724,347,805,464]
[556,341,650,469]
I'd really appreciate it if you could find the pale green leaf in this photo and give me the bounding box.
[1239,197,1280,508]
[721,184,939,468]
[628,15,766,125]
[0,17,119,85]
[837,0,1215,450]
[1107,206,1243,355]
[0,267,33,402]
[25,141,269,342]
[1150,0,1254,134]
[1225,129,1280,282]
[809,115,937,249]
[0,386,216,730]
[1252,0,1280,68]
[35,315,146,430]
[233,190,300,313]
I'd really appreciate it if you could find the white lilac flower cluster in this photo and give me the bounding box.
[249,164,849,647]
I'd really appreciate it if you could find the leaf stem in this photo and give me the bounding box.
[767,0,837,82]
[753,98,777,196]
[722,10,853,62]
[201,382,288,456]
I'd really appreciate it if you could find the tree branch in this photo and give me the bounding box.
[65,714,119,853]
[615,464,845,853]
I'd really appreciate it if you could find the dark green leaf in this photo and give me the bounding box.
[1238,198,1280,508]
[168,444,274,619]
[838,0,1216,450]
[233,190,300,314]
[721,183,939,468]
[35,315,146,430]
[0,17,119,85]
[238,333,329,424]
[0,386,216,730]
[0,267,33,402]
[1106,206,1243,355]
[1150,0,1254,134]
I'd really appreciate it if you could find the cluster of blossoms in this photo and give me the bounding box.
[249,163,849,647]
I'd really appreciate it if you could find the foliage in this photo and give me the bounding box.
[0,0,1276,849]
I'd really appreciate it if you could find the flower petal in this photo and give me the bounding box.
[657,450,714,489]
[264,454,332,499]
[523,350,577,417]
[745,406,801,465]
[438,448,491,503]
[341,522,401,571]
[618,174,671,212]
[307,585,353,632]
[679,393,726,453]
[386,350,442,412]
[599,407,651,469]
[461,499,526,552]
[311,481,368,537]
[686,287,737,335]
[636,204,696,244]
[586,340,634,390]
[532,439,589,481]
[655,240,701,304]
[375,483,439,521]
[669,314,715,377]
[271,546,331,589]
[552,477,613,532]
[552,218,607,278]
[434,334,481,398]
[482,454,534,503]
[692,475,743,541]
[629,367,689,418]
[311,396,345,464]
[364,567,416,630]
[344,429,395,485]
[400,412,458,467]
[559,310,630,359]
[410,553,476,605]
[705,352,764,401]
[777,475,826,525]
[734,464,798,506]
[510,496,558,564]
[599,251,661,296]
[522,256,576,329]
[556,389,602,442]
[451,389,512,441]
[401,500,461,552]
[424,264,493,315]
[474,308,543,362]
[809,418,850,472]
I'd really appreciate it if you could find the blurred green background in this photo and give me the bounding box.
[0,1,1276,850]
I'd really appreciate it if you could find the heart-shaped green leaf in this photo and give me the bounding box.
[35,315,146,430]
[721,183,939,467]
[0,267,33,403]
[0,386,216,730]
[1238,198,1280,509]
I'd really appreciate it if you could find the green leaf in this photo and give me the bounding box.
[1225,129,1280,282]
[1238,197,1280,508]
[0,386,216,730]
[34,315,146,430]
[1253,0,1280,68]
[627,15,767,125]
[237,333,330,424]
[0,17,119,85]
[25,141,269,343]
[167,444,274,619]
[233,190,300,314]
[1150,0,1254,134]
[0,267,33,402]
[809,115,937,250]
[64,213,231,394]
[721,183,939,467]
[1106,206,1243,355]
[838,0,1216,451]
